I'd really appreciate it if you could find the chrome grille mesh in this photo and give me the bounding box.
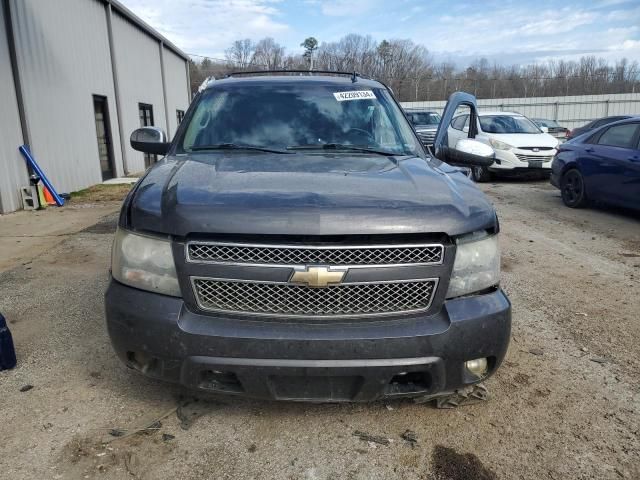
[188,243,443,266]
[192,279,437,317]
[515,154,553,162]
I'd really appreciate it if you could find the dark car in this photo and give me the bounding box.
[566,115,633,140]
[551,117,640,209]
[532,118,569,143]
[106,72,510,406]
[404,109,441,149]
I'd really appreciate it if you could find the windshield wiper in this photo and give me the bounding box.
[190,143,293,154]
[287,143,403,156]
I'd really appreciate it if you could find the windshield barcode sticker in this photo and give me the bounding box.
[333,90,376,101]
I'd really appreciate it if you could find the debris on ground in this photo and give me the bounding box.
[528,348,544,356]
[590,357,608,364]
[401,429,418,448]
[162,433,175,442]
[176,397,223,430]
[107,406,177,442]
[352,430,390,446]
[19,384,33,392]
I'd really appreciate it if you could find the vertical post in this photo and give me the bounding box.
[186,58,192,101]
[106,2,129,175]
[604,99,610,117]
[3,0,30,147]
[553,101,559,121]
[159,41,171,138]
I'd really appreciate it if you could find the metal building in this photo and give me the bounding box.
[0,0,190,214]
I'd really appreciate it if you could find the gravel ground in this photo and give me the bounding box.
[0,179,638,480]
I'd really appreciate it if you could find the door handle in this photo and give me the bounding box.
[585,147,594,153]
[628,156,640,162]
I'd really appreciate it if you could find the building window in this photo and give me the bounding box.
[177,109,185,124]
[138,103,156,168]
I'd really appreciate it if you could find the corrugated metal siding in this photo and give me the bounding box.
[9,0,123,196]
[162,47,189,139]
[402,93,640,130]
[111,11,166,174]
[0,2,27,213]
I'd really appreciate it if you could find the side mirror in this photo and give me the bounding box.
[432,91,496,167]
[540,126,549,133]
[446,139,494,167]
[130,127,170,155]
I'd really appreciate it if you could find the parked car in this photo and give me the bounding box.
[532,118,569,143]
[447,111,559,182]
[106,72,511,406]
[404,109,442,149]
[551,117,640,210]
[566,115,633,140]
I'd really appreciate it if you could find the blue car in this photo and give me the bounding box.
[551,117,640,210]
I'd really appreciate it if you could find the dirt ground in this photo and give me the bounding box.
[0,179,638,480]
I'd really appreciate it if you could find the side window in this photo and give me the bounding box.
[463,115,470,131]
[597,124,638,149]
[451,115,467,131]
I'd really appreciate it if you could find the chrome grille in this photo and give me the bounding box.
[187,242,444,266]
[192,278,438,317]
[515,154,554,162]
[416,130,436,145]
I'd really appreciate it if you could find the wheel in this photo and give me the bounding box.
[471,165,492,182]
[560,168,589,208]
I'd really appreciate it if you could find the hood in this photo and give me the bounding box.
[127,153,496,237]
[484,132,559,148]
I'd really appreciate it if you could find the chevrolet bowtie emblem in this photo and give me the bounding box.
[290,266,347,288]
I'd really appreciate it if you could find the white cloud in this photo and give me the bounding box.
[318,0,383,17]
[120,0,290,58]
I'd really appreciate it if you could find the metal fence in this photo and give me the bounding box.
[401,93,640,130]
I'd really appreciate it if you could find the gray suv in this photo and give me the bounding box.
[405,108,441,150]
[105,71,510,407]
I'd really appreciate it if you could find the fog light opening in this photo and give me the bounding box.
[465,357,489,378]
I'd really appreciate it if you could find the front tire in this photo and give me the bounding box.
[471,166,492,183]
[560,168,588,208]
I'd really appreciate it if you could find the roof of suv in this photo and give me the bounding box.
[203,73,386,90]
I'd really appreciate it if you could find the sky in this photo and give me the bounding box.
[119,0,640,67]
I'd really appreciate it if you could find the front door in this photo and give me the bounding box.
[93,96,115,181]
[589,122,640,207]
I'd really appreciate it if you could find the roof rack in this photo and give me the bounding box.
[225,70,371,83]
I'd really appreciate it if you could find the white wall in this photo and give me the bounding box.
[111,11,167,174]
[9,0,123,196]
[163,47,190,140]
[402,93,640,129]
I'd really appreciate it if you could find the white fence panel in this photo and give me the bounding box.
[402,93,640,129]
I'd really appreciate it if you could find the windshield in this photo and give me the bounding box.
[179,83,422,156]
[406,112,441,126]
[534,119,559,128]
[479,115,542,134]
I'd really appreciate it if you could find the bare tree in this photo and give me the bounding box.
[252,38,286,69]
[225,39,255,68]
[189,34,640,100]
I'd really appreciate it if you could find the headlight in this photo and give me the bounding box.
[489,138,512,150]
[446,233,500,298]
[111,228,181,297]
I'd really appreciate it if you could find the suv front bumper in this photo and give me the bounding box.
[105,280,511,402]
